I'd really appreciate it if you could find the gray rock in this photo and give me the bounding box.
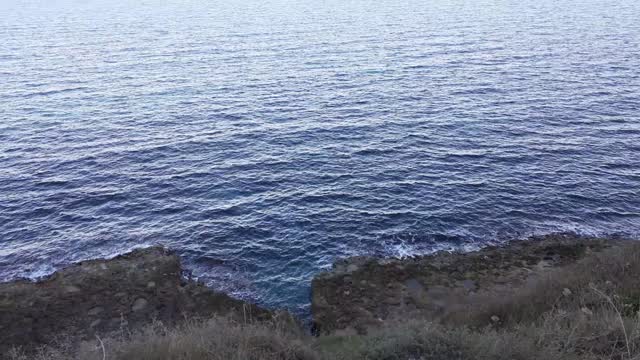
[87,307,104,316]
[132,298,149,312]
[90,319,102,328]
[65,285,81,293]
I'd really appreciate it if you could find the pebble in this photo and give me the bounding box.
[64,285,81,293]
[87,307,104,316]
[90,319,102,328]
[131,298,149,312]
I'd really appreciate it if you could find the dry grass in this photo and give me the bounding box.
[315,250,640,360]
[454,242,640,329]
[7,316,317,360]
[315,320,573,360]
[8,241,640,360]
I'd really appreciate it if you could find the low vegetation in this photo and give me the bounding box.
[8,241,640,360]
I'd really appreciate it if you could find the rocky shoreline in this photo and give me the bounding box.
[0,247,273,355]
[0,234,628,355]
[311,233,621,334]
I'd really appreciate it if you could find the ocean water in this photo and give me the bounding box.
[1,0,639,313]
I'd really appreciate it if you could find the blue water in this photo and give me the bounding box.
[1,0,639,313]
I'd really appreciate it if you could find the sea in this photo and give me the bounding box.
[1,0,639,314]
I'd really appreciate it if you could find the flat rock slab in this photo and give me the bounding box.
[311,234,620,334]
[0,247,272,354]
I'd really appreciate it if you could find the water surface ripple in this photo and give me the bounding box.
[1,0,640,312]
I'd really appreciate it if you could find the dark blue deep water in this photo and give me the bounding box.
[1,0,640,313]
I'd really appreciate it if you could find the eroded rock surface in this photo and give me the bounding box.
[0,247,271,354]
[311,234,619,334]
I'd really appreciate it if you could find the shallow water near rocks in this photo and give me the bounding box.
[1,0,639,314]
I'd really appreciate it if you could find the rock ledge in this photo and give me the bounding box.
[311,234,621,334]
[0,246,271,353]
